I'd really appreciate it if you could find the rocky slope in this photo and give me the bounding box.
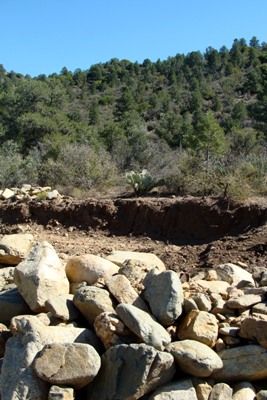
[0,234,267,399]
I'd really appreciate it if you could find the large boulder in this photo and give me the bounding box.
[33,343,101,389]
[143,270,184,326]
[212,345,267,381]
[14,241,69,312]
[73,286,115,325]
[166,340,223,377]
[86,343,175,400]
[0,315,99,400]
[0,234,34,265]
[65,254,119,285]
[116,303,171,350]
[148,379,198,400]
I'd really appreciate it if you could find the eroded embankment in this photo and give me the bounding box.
[0,197,266,244]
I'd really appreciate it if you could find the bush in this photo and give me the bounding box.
[126,169,155,195]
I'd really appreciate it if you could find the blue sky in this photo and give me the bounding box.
[1,0,266,76]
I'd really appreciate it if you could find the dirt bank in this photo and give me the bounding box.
[0,197,266,244]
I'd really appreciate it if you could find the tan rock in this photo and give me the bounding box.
[45,294,80,322]
[14,241,69,312]
[216,263,255,288]
[105,250,165,270]
[177,310,218,347]
[106,274,148,311]
[193,379,213,400]
[118,259,154,293]
[0,233,34,265]
[226,294,263,310]
[65,254,119,285]
[73,286,115,325]
[33,343,101,389]
[239,317,267,348]
[0,266,15,291]
[48,386,74,400]
[209,383,233,399]
[166,340,223,377]
[212,345,267,381]
[0,188,15,200]
[193,280,230,298]
[232,382,256,400]
[148,379,198,399]
[94,311,130,349]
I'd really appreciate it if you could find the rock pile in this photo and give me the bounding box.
[0,184,61,202]
[0,234,267,399]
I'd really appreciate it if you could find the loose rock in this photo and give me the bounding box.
[148,379,198,399]
[0,233,34,265]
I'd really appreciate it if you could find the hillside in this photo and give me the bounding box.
[0,37,266,198]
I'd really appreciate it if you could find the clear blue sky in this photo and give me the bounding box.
[1,0,266,76]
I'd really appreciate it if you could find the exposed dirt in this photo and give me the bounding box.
[0,196,266,278]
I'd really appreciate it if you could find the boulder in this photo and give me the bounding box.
[226,294,263,310]
[48,386,74,400]
[192,280,230,297]
[193,378,213,400]
[0,315,99,400]
[216,263,255,288]
[209,383,233,399]
[14,241,69,312]
[33,343,101,389]
[239,317,267,348]
[118,259,154,293]
[65,254,119,285]
[73,286,115,325]
[212,345,267,381]
[106,274,148,311]
[177,310,218,347]
[166,340,223,377]
[143,270,184,326]
[252,302,267,316]
[148,379,198,399]
[105,251,165,271]
[45,294,80,322]
[193,293,212,312]
[86,343,175,400]
[116,303,171,350]
[257,390,267,400]
[232,382,256,400]
[0,288,31,325]
[0,233,34,265]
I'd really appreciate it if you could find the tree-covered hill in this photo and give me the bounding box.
[0,37,266,197]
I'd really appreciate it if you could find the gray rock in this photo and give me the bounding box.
[148,379,198,399]
[193,293,212,312]
[116,303,171,350]
[209,383,233,399]
[73,286,115,325]
[144,270,183,326]
[166,340,223,377]
[0,288,31,325]
[33,343,101,389]
[14,241,69,312]
[212,345,267,381]
[252,302,267,315]
[86,343,175,400]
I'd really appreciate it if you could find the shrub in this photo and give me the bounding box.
[126,169,155,195]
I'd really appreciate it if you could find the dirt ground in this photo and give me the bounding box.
[1,220,266,281]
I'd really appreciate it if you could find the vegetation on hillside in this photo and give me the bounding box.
[0,37,266,198]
